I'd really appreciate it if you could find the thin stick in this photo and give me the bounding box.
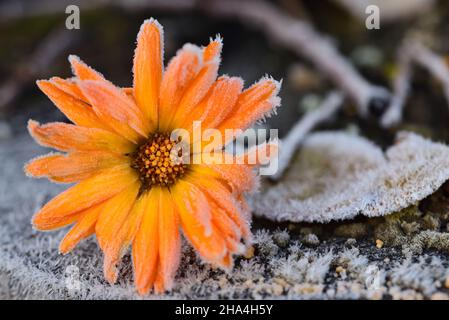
[271,91,344,180]
[381,44,413,128]
[204,0,389,116]
[382,40,449,128]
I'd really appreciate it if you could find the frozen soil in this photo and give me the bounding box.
[1,131,449,300]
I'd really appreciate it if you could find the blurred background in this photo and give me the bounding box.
[1,0,449,146]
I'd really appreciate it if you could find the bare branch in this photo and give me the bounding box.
[382,40,449,128]
[381,44,413,128]
[204,0,389,117]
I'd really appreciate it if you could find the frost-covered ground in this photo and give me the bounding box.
[1,131,449,300]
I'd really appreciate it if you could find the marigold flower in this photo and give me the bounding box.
[25,18,281,294]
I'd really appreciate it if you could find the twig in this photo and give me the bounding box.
[0,27,77,112]
[271,91,344,181]
[382,40,449,128]
[204,0,390,117]
[381,44,413,128]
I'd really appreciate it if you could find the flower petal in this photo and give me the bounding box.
[155,188,181,293]
[158,44,202,131]
[172,180,227,263]
[79,80,150,142]
[186,172,251,242]
[132,187,160,295]
[194,163,257,193]
[218,76,281,145]
[181,76,243,130]
[133,19,163,130]
[27,120,135,154]
[59,201,106,254]
[169,38,221,129]
[50,77,87,102]
[37,80,107,130]
[95,182,140,284]
[210,201,242,254]
[32,164,138,230]
[69,55,105,81]
[171,180,212,235]
[100,188,152,286]
[25,151,128,183]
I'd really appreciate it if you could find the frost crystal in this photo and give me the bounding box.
[251,131,449,223]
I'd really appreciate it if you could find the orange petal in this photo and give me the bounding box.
[182,76,243,130]
[79,80,150,142]
[50,77,87,102]
[172,181,227,263]
[32,164,138,230]
[37,80,108,130]
[59,201,106,254]
[100,188,151,286]
[32,210,84,231]
[133,19,163,130]
[169,38,221,129]
[155,189,181,293]
[211,201,242,254]
[195,163,257,193]
[158,44,202,131]
[69,55,105,81]
[203,35,222,62]
[218,76,281,144]
[27,120,134,154]
[132,188,161,295]
[25,151,128,183]
[171,180,212,235]
[186,170,251,240]
[95,182,140,284]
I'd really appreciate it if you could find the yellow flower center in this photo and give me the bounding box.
[131,133,187,188]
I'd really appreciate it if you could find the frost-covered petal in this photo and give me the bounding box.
[154,189,181,293]
[169,37,222,129]
[132,188,160,295]
[69,55,105,81]
[79,80,150,142]
[25,151,128,183]
[32,164,138,230]
[96,182,140,284]
[36,80,107,130]
[59,201,106,254]
[218,76,281,145]
[133,19,163,130]
[158,44,202,131]
[27,120,134,154]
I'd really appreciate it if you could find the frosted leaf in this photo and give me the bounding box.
[251,131,449,223]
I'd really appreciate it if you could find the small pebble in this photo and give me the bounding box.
[243,246,255,259]
[376,239,384,249]
[335,266,345,274]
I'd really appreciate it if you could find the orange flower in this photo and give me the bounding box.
[25,19,281,295]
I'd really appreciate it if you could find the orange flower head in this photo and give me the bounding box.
[25,19,281,295]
